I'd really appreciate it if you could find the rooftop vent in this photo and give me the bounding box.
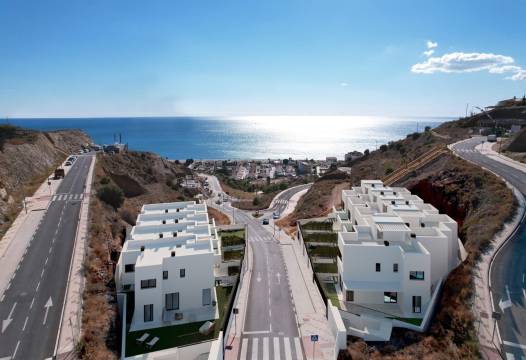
[175,219,179,223]
[372,184,375,188]
[159,233,163,238]
[380,191,384,195]
[405,223,410,227]
[391,200,395,205]
[171,251,175,257]
[165,209,168,213]
[410,233,416,238]
[421,223,425,228]
[405,200,409,205]
[384,241,389,246]
[140,246,145,252]
[176,208,180,212]
[162,220,166,224]
[393,192,397,195]
[173,232,177,237]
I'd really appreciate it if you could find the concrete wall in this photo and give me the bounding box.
[327,304,346,357]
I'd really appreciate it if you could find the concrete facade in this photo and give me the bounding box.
[115,201,220,331]
[334,180,464,319]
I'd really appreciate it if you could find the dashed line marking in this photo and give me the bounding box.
[36,281,40,292]
[30,297,35,309]
[22,316,28,331]
[13,340,20,358]
[40,269,45,278]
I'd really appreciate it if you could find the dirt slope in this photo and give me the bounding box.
[0,126,90,239]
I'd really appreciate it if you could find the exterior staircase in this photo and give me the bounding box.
[382,144,449,186]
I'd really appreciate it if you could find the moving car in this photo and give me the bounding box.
[262,218,269,225]
[273,212,280,219]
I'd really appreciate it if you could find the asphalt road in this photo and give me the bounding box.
[0,154,93,360]
[451,137,526,359]
[205,176,310,359]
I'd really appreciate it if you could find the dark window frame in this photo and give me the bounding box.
[409,271,425,280]
[124,264,135,273]
[375,263,381,272]
[144,304,153,322]
[393,263,398,273]
[384,292,398,303]
[180,268,186,278]
[163,271,168,280]
[140,279,157,289]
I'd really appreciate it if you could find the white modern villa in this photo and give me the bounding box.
[333,180,466,324]
[115,201,221,331]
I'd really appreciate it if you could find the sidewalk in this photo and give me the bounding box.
[280,233,336,360]
[56,155,96,357]
[452,138,526,359]
[0,157,75,300]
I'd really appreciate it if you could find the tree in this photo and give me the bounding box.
[185,158,194,166]
[252,196,261,206]
[424,126,431,132]
[364,149,370,156]
[282,158,289,165]
[97,185,124,209]
[379,144,388,152]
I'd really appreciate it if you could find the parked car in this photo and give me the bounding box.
[262,218,269,225]
[65,161,72,166]
[273,212,280,219]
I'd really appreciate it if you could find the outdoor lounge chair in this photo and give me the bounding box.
[136,333,149,344]
[146,337,159,349]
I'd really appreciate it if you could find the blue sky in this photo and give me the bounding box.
[1,0,525,118]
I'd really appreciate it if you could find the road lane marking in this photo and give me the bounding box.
[274,337,281,360]
[243,330,271,334]
[22,316,28,331]
[240,338,249,360]
[41,268,45,278]
[43,297,53,325]
[284,337,292,360]
[504,341,526,350]
[2,302,16,333]
[263,337,269,360]
[30,298,35,309]
[45,257,49,265]
[294,337,302,359]
[13,340,20,359]
[252,337,259,360]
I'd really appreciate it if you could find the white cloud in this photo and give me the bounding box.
[411,51,525,80]
[423,49,435,57]
[340,82,349,87]
[426,40,438,49]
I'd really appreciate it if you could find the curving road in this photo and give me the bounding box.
[451,137,526,359]
[204,174,312,359]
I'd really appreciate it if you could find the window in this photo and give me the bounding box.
[393,263,398,273]
[412,296,422,313]
[124,264,135,273]
[144,304,153,322]
[180,269,186,278]
[384,292,397,303]
[140,279,156,289]
[409,271,425,280]
[202,288,211,306]
[375,263,381,272]
[166,292,179,310]
[346,290,354,302]
[163,271,168,280]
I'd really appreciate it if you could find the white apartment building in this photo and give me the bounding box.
[333,180,464,319]
[115,201,221,331]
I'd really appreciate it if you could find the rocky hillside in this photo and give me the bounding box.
[0,125,90,238]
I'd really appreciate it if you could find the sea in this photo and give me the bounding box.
[6,116,451,160]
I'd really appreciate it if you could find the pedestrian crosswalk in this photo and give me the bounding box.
[239,336,304,360]
[275,199,289,205]
[51,193,84,202]
[454,148,477,153]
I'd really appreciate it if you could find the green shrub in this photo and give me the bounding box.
[97,185,124,209]
[385,167,394,175]
[100,176,110,185]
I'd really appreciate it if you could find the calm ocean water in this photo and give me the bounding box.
[7,116,451,160]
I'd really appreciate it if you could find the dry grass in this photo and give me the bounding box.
[208,206,231,225]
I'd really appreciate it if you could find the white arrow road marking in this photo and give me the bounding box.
[257,272,262,282]
[43,297,53,325]
[276,272,281,284]
[2,302,16,333]
[500,285,513,312]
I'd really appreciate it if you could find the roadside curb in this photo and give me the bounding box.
[450,138,526,356]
